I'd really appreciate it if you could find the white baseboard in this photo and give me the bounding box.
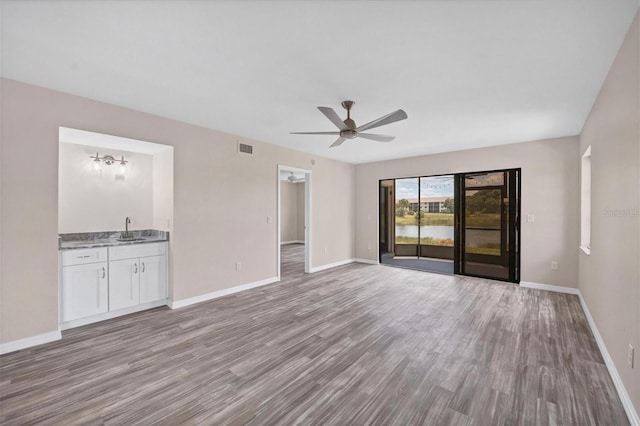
[0,330,62,355]
[578,293,639,426]
[309,258,356,273]
[520,280,638,425]
[281,240,305,245]
[519,281,580,295]
[60,299,169,331]
[309,258,379,273]
[355,258,379,265]
[170,276,279,309]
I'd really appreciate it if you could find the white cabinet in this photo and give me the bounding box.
[60,242,167,328]
[140,255,167,303]
[109,243,167,306]
[109,258,140,310]
[61,248,109,322]
[109,253,167,309]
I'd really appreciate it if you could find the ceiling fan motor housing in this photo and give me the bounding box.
[341,100,357,133]
[341,129,358,139]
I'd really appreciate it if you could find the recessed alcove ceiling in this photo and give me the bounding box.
[59,127,172,153]
[2,0,638,164]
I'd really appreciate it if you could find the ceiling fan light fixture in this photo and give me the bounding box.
[290,100,407,148]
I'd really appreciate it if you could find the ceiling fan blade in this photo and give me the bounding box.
[330,137,346,148]
[356,109,408,132]
[357,133,395,142]
[318,107,348,131]
[290,131,341,135]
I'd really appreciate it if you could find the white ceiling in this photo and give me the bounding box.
[2,1,637,164]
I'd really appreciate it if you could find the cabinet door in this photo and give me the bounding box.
[62,262,108,322]
[109,258,140,311]
[139,255,167,304]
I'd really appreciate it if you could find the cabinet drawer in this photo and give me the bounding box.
[109,242,166,261]
[61,247,108,266]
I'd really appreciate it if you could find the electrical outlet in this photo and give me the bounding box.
[527,214,535,223]
[367,243,372,250]
[324,247,328,255]
[629,345,635,368]
[235,262,241,272]
[551,261,558,271]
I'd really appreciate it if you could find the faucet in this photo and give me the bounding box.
[124,217,131,237]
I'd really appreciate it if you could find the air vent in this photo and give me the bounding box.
[238,141,253,155]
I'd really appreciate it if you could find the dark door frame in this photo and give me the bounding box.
[454,168,521,283]
[378,168,521,283]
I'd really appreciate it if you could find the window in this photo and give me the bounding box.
[580,146,591,255]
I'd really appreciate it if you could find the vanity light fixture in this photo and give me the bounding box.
[89,152,128,167]
[117,156,128,175]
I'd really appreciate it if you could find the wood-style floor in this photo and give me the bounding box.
[0,244,628,425]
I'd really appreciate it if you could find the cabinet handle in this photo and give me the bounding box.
[142,262,145,273]
[102,267,106,278]
[134,263,138,274]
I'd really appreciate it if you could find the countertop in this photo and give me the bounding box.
[59,230,169,250]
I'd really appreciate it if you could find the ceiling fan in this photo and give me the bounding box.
[287,172,304,183]
[291,101,408,148]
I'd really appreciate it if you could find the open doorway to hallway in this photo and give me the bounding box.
[277,165,311,280]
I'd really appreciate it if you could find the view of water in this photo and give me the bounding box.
[396,225,500,247]
[396,225,453,240]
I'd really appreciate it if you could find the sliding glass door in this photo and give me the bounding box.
[380,169,519,281]
[455,169,520,282]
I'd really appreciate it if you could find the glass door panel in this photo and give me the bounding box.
[457,170,520,282]
[394,178,419,257]
[465,187,503,257]
[419,176,455,260]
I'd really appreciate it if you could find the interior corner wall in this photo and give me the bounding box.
[579,12,639,414]
[280,181,299,243]
[152,147,174,232]
[296,183,305,242]
[0,78,355,344]
[58,142,155,233]
[354,135,580,288]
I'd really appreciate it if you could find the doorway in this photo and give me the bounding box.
[455,169,520,282]
[378,168,520,283]
[379,174,455,274]
[277,165,311,280]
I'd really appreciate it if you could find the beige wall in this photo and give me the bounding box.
[58,142,154,233]
[579,13,639,413]
[355,136,580,288]
[152,147,174,232]
[280,181,300,243]
[0,79,355,343]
